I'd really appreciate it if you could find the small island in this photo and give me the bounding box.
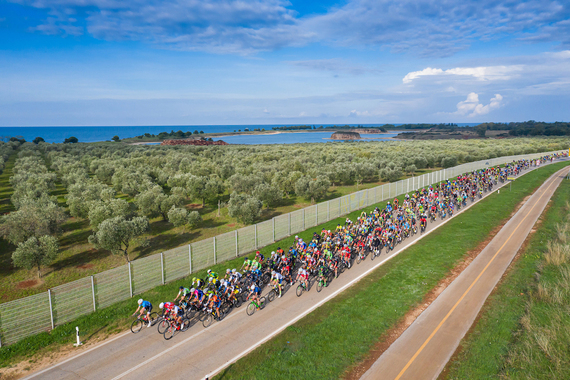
[161,139,229,146]
[331,131,361,140]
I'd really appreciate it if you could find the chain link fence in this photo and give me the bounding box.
[0,150,564,346]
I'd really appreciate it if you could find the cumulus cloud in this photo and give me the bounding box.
[455,92,503,117]
[8,0,570,55]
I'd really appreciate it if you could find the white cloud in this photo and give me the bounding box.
[455,92,503,117]
[403,65,522,84]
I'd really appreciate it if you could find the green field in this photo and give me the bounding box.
[443,171,570,379]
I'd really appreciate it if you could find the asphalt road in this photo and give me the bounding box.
[22,160,568,380]
[360,164,570,380]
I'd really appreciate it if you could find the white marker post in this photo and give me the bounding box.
[74,326,83,347]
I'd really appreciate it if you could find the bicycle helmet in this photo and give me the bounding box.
[209,277,213,283]
[137,299,143,305]
[192,277,197,282]
[159,302,164,309]
[250,284,255,290]
[226,268,231,273]
[271,271,276,276]
[207,269,212,274]
[190,288,195,293]
[179,286,184,290]
[232,269,236,273]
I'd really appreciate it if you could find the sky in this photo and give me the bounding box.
[0,0,569,126]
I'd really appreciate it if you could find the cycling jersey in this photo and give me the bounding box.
[141,300,152,311]
[178,288,190,297]
[272,272,283,283]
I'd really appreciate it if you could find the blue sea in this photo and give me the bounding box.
[0,124,479,145]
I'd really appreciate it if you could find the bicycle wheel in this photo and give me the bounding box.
[316,280,323,293]
[356,254,362,264]
[149,312,159,326]
[296,284,304,297]
[202,313,213,328]
[163,324,175,340]
[157,319,169,334]
[131,318,143,334]
[267,289,277,303]
[246,302,256,316]
[259,296,267,310]
[233,297,243,308]
[180,318,191,332]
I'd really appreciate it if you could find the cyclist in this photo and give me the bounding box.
[270,270,283,298]
[160,301,184,329]
[174,286,191,303]
[192,277,205,289]
[207,292,222,319]
[247,283,261,308]
[296,266,309,290]
[132,299,153,327]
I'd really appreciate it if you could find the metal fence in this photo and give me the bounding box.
[0,150,564,346]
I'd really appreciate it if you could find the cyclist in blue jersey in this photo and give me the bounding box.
[133,299,153,327]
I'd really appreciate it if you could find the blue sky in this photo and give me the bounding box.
[1,0,569,126]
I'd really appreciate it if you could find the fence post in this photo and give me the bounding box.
[327,200,330,220]
[91,276,96,312]
[48,289,54,330]
[254,224,258,250]
[189,244,192,274]
[348,196,351,213]
[273,217,276,242]
[128,262,133,297]
[303,209,305,230]
[160,252,165,285]
[235,230,238,257]
[288,213,291,235]
[213,237,217,264]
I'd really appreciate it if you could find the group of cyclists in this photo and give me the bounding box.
[133,153,566,338]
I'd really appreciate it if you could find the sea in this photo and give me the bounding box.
[0,124,479,145]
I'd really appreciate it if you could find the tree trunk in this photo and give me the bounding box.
[123,249,130,263]
[37,264,42,279]
[202,198,205,207]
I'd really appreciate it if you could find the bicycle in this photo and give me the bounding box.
[355,249,367,264]
[202,307,224,327]
[316,271,333,293]
[131,311,159,333]
[266,283,283,303]
[245,296,267,316]
[296,278,311,297]
[163,317,190,340]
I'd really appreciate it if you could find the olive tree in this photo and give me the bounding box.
[253,183,283,207]
[0,197,66,245]
[12,235,59,278]
[88,216,149,263]
[167,207,202,228]
[227,192,262,224]
[88,198,131,231]
[294,176,330,203]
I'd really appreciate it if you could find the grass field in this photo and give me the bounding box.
[209,162,570,380]
[442,171,570,379]
[0,150,438,303]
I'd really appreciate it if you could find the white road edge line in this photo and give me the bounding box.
[23,160,563,380]
[114,163,548,380]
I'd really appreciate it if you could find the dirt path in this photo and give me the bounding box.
[359,166,570,380]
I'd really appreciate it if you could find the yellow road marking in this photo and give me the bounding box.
[393,168,568,380]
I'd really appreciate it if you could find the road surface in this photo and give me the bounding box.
[360,165,570,380]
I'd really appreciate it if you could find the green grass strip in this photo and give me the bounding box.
[443,171,570,379]
[212,162,570,380]
[0,162,566,372]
